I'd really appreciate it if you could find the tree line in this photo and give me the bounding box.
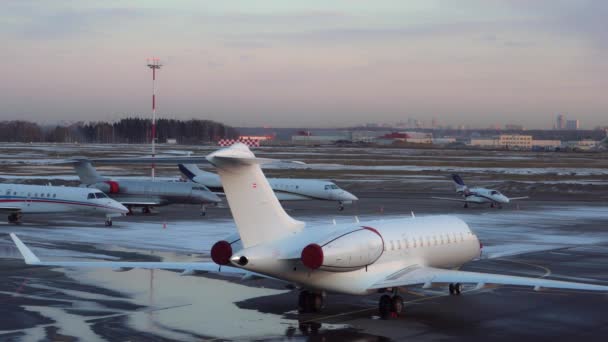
[0,118,239,144]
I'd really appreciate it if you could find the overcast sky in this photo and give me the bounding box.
[1,0,607,128]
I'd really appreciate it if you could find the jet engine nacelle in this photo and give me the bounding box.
[301,227,384,272]
[93,181,120,194]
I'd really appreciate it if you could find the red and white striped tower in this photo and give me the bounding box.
[146,58,162,180]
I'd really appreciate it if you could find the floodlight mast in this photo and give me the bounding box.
[146,58,162,180]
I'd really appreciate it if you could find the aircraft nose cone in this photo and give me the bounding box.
[114,202,129,214]
[342,190,358,201]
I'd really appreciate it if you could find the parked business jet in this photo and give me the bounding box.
[178,163,358,210]
[10,144,608,319]
[1,183,128,226]
[432,174,528,208]
[71,160,221,215]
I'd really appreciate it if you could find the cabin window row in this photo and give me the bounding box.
[385,232,466,251]
[5,190,57,198]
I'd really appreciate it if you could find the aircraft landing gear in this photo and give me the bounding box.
[201,204,207,217]
[449,283,462,295]
[126,206,133,216]
[142,206,152,214]
[463,203,469,208]
[105,216,113,227]
[338,202,345,211]
[490,203,495,208]
[8,212,22,224]
[378,293,404,319]
[298,290,324,313]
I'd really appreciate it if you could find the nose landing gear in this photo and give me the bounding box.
[105,215,113,227]
[449,283,462,295]
[298,290,324,313]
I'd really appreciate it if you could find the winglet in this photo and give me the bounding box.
[10,233,40,264]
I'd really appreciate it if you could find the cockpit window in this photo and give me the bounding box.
[95,192,108,199]
[87,193,96,199]
[192,186,209,191]
[331,184,339,189]
[490,190,499,195]
[325,184,339,190]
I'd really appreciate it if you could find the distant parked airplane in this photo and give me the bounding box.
[433,174,528,208]
[0,183,127,226]
[72,160,221,215]
[10,144,608,321]
[178,163,358,211]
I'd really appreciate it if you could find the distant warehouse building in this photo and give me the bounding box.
[470,135,563,150]
[470,134,532,149]
[374,132,433,145]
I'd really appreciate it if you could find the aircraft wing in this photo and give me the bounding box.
[89,156,214,165]
[368,266,608,292]
[508,196,529,201]
[119,201,164,207]
[10,233,245,275]
[0,207,22,213]
[431,197,470,203]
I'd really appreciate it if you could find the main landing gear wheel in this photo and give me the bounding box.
[8,213,21,224]
[105,219,113,227]
[391,295,404,316]
[463,203,469,208]
[338,203,345,211]
[142,206,152,214]
[298,291,324,313]
[378,294,392,319]
[449,283,462,295]
[126,206,133,216]
[201,205,207,216]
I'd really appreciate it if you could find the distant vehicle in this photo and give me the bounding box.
[0,183,127,226]
[72,160,221,215]
[11,144,608,320]
[178,163,358,210]
[432,174,528,208]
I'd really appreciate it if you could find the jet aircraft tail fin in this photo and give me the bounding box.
[178,164,217,181]
[206,144,304,248]
[73,160,107,185]
[451,174,469,194]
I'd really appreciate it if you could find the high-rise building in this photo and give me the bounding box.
[566,120,580,130]
[556,114,565,130]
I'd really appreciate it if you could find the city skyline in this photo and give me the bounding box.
[1,1,607,128]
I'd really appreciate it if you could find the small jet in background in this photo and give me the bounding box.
[72,160,221,215]
[178,163,358,211]
[432,174,528,208]
[0,183,127,226]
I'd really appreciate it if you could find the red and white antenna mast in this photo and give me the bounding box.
[146,58,162,180]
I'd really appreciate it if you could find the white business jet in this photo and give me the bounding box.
[1,183,128,226]
[178,163,358,210]
[10,144,608,319]
[433,174,528,208]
